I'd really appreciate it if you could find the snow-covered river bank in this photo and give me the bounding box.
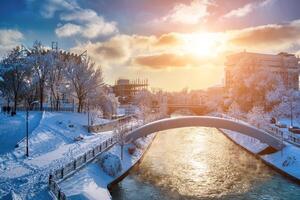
[220,129,300,183]
[59,133,156,199]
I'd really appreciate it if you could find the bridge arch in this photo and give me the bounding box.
[125,116,284,150]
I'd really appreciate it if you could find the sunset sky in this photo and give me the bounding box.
[1,0,300,91]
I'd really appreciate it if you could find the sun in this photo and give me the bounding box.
[182,32,224,57]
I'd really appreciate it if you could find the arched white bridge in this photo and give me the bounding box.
[125,116,285,150]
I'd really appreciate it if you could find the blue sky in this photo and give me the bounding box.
[2,0,300,49]
[1,0,300,90]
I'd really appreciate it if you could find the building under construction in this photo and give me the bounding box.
[113,78,148,104]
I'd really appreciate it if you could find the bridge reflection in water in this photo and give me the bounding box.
[111,127,300,200]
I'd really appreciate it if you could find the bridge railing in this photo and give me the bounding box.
[214,113,300,147]
[48,113,167,200]
[48,135,118,200]
[88,115,135,133]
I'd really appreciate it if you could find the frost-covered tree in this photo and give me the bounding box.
[98,93,119,119]
[227,56,285,112]
[0,42,112,115]
[46,51,67,110]
[271,90,300,120]
[27,41,51,110]
[228,101,243,119]
[65,57,103,112]
[246,106,270,127]
[0,46,31,112]
[133,90,154,120]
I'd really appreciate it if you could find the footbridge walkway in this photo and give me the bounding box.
[125,116,285,150]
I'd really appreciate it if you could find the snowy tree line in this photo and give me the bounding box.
[224,57,300,125]
[133,89,168,119]
[0,42,116,114]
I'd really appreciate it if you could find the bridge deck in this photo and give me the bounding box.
[125,116,285,150]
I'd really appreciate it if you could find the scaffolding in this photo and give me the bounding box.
[113,78,148,104]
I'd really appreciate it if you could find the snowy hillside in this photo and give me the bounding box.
[0,112,111,199]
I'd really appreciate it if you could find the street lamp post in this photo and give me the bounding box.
[283,94,293,128]
[87,99,90,132]
[26,100,39,157]
[290,93,293,127]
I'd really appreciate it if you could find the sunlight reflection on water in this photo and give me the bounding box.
[111,127,300,200]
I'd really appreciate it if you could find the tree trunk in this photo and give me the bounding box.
[56,95,60,111]
[77,98,82,113]
[14,93,17,113]
[39,85,44,111]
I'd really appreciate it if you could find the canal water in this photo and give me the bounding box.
[111,127,300,200]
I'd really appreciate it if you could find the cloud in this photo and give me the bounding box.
[70,32,226,91]
[95,46,124,59]
[71,19,300,70]
[71,32,225,71]
[0,29,24,56]
[70,35,132,66]
[55,23,81,37]
[40,0,78,18]
[223,0,275,19]
[161,0,211,25]
[134,53,204,69]
[228,20,300,51]
[60,8,118,38]
[60,8,97,22]
[68,14,300,90]
[154,33,183,46]
[223,3,254,18]
[70,33,182,67]
[41,0,118,38]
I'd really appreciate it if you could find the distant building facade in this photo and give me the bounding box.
[225,52,300,90]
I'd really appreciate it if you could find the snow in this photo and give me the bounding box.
[59,134,155,200]
[0,111,112,199]
[262,145,300,178]
[278,118,300,128]
[100,153,122,177]
[0,111,42,154]
[221,129,268,154]
[11,190,22,200]
[58,163,112,200]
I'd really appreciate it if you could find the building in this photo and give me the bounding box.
[112,78,148,104]
[225,51,300,90]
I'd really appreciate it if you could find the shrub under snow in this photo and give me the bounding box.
[99,153,122,177]
[10,191,22,200]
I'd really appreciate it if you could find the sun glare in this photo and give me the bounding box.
[182,32,224,57]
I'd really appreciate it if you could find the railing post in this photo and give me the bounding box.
[83,153,86,163]
[58,189,61,200]
[48,174,53,186]
[73,160,76,170]
[61,168,64,179]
